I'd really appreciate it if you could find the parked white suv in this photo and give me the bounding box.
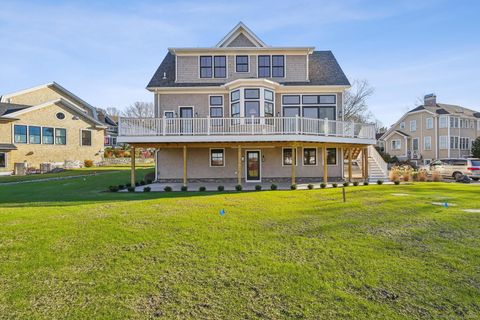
[429,158,480,181]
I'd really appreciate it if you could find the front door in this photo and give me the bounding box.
[179,107,193,134]
[246,151,261,182]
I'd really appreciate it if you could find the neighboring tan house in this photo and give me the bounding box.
[118,22,387,185]
[380,94,480,165]
[0,82,106,174]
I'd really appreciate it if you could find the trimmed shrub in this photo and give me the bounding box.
[394,180,400,185]
[343,182,350,187]
[126,183,132,188]
[235,184,243,191]
[377,180,384,185]
[217,185,224,191]
[143,187,151,192]
[307,184,314,190]
[164,186,172,192]
[432,170,442,182]
[320,183,327,189]
[332,183,338,188]
[140,180,146,186]
[363,181,369,186]
[290,184,297,190]
[180,186,188,192]
[418,170,427,182]
[199,186,206,192]
[109,185,119,192]
[270,184,278,190]
[255,185,262,191]
[353,181,359,186]
[127,186,135,192]
[84,160,94,167]
[118,184,125,190]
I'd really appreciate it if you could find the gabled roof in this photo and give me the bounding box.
[0,143,17,151]
[0,82,98,119]
[0,102,32,116]
[2,98,106,128]
[215,22,267,48]
[147,51,350,88]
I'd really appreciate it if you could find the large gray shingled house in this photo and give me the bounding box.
[119,22,387,186]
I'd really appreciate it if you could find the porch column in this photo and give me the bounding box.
[130,146,136,186]
[323,146,328,183]
[291,145,296,185]
[348,147,353,182]
[183,145,187,186]
[361,148,366,179]
[237,146,242,185]
[364,147,369,180]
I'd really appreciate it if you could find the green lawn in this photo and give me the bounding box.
[0,171,479,319]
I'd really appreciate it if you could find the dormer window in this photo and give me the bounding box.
[200,55,226,78]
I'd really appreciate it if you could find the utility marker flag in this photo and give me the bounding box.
[220,209,225,216]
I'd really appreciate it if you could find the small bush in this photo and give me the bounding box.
[320,183,327,189]
[353,181,359,186]
[109,185,119,192]
[127,186,135,192]
[164,186,172,192]
[394,180,400,185]
[307,184,314,190]
[290,184,297,190]
[140,180,146,186]
[235,184,243,191]
[143,187,151,192]
[217,185,224,191]
[343,182,350,187]
[418,170,427,182]
[199,186,206,192]
[255,185,262,191]
[363,181,369,186]
[403,171,411,182]
[146,179,153,184]
[126,183,132,188]
[118,184,125,190]
[377,180,384,185]
[84,160,94,167]
[389,170,400,182]
[135,181,140,187]
[270,184,278,190]
[432,170,442,182]
[332,183,338,188]
[180,186,188,192]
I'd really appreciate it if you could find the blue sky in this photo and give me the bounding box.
[0,0,479,126]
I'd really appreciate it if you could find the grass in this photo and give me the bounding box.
[0,165,153,183]
[0,171,479,319]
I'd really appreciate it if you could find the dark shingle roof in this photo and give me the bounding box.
[0,143,17,150]
[436,108,450,115]
[474,112,480,118]
[395,130,409,137]
[147,51,350,88]
[408,105,425,113]
[0,102,32,116]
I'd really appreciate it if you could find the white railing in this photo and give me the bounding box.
[368,145,388,177]
[119,116,376,140]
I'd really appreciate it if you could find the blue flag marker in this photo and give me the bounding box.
[444,202,448,208]
[220,209,225,216]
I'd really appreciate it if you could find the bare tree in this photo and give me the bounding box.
[343,79,375,123]
[123,102,154,118]
[105,107,122,117]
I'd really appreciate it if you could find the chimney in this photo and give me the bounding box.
[424,93,437,107]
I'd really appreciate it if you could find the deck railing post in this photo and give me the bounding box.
[295,115,299,135]
[251,115,254,135]
[324,118,329,136]
[207,116,210,135]
[162,116,166,136]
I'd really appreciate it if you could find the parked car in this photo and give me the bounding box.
[429,158,480,180]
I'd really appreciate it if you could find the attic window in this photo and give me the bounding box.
[56,112,66,120]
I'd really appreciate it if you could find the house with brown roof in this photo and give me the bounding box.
[118,22,388,185]
[0,83,106,174]
[380,94,480,165]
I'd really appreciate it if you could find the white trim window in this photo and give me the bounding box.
[450,136,459,149]
[410,120,417,132]
[439,136,448,149]
[13,125,27,144]
[163,111,175,118]
[303,147,317,166]
[439,116,448,128]
[42,127,54,144]
[210,148,225,167]
[0,152,6,168]
[235,55,249,73]
[81,129,92,146]
[230,90,240,118]
[426,117,433,129]
[424,136,432,150]
[29,126,41,144]
[391,139,401,150]
[399,122,405,130]
[209,96,223,118]
[55,128,66,145]
[282,148,296,166]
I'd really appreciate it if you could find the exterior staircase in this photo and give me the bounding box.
[357,146,389,182]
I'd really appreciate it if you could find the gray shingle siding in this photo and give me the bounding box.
[147,51,350,88]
